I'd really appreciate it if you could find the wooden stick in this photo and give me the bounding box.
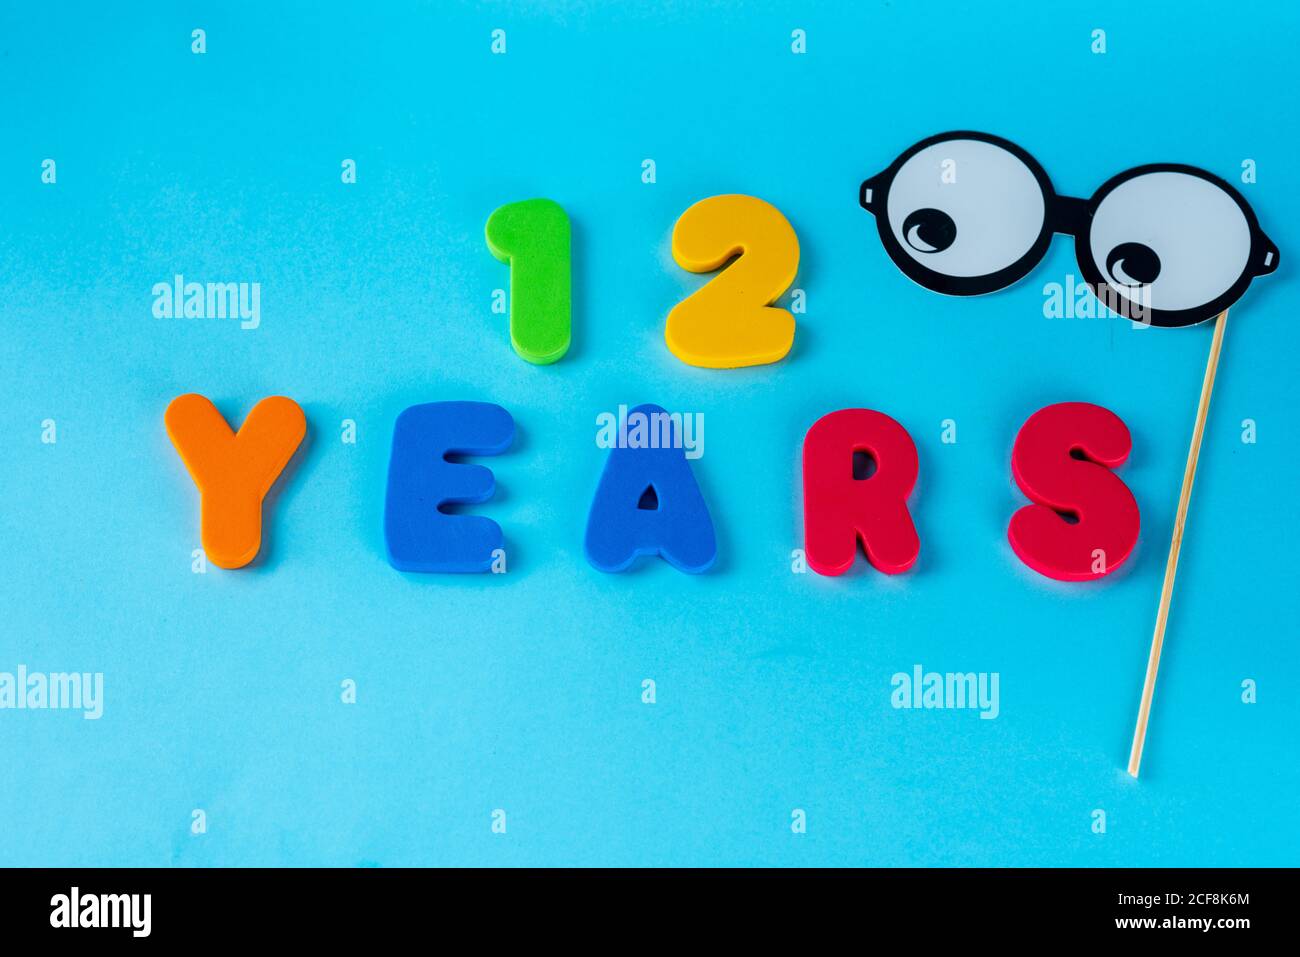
[1127,308,1229,778]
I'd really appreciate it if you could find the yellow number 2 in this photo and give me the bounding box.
[665,194,800,369]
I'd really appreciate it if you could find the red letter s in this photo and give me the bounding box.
[1009,402,1139,581]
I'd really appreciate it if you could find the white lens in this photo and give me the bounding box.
[885,139,1046,279]
[1088,171,1252,313]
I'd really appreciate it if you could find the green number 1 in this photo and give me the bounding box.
[485,198,572,365]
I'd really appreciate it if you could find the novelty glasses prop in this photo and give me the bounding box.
[859,130,1278,327]
[858,130,1283,779]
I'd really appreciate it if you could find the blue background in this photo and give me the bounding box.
[1,0,1296,866]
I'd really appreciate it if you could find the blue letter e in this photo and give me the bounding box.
[584,403,716,574]
[383,401,514,573]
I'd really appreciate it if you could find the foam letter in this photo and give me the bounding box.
[383,401,514,573]
[1008,401,1139,581]
[802,409,919,575]
[584,403,716,573]
[165,394,307,569]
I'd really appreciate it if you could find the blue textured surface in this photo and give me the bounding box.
[0,0,1296,866]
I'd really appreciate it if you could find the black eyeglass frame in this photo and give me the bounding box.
[859,130,1279,328]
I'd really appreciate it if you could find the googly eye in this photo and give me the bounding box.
[883,137,1049,289]
[902,208,957,254]
[1086,170,1254,317]
[1105,242,1161,287]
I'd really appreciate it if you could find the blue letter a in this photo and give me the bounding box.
[384,401,513,572]
[584,403,716,573]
